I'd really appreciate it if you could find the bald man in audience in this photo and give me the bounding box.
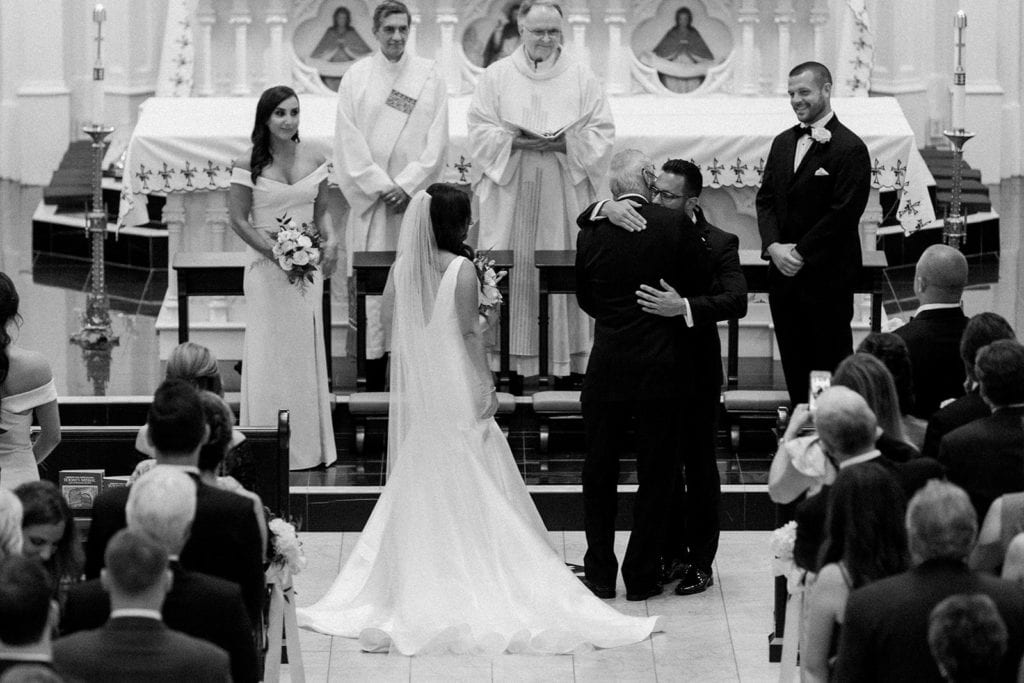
[54,529,231,682]
[62,467,258,683]
[894,244,969,418]
[835,481,1024,682]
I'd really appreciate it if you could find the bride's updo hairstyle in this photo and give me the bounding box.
[249,85,300,184]
[427,183,473,258]
[0,273,21,412]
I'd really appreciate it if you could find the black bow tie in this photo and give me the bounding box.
[796,125,812,137]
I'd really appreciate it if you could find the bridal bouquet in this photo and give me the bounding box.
[271,214,322,292]
[267,514,307,577]
[472,250,507,318]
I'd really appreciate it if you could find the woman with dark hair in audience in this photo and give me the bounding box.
[0,272,60,490]
[858,331,927,448]
[801,463,910,682]
[769,352,935,506]
[195,390,267,557]
[14,480,83,603]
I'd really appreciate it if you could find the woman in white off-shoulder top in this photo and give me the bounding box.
[0,272,60,489]
[228,85,343,470]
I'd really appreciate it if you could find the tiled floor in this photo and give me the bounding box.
[280,530,777,682]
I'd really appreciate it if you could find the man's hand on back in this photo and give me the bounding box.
[601,199,646,232]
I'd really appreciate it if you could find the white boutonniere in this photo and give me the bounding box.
[810,127,832,144]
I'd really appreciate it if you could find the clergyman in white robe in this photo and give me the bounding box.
[334,49,449,359]
[468,44,614,377]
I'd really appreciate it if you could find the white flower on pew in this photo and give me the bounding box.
[770,520,804,593]
[268,517,306,576]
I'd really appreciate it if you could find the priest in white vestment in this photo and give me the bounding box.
[333,1,449,372]
[468,0,614,378]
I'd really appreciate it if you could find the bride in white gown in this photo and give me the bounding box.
[297,184,661,655]
[229,86,340,470]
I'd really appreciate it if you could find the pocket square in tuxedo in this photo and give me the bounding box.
[814,167,830,176]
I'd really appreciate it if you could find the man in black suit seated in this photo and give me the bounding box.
[939,339,1024,521]
[835,481,1024,682]
[894,244,970,418]
[63,467,259,683]
[54,529,230,682]
[575,149,710,601]
[582,158,748,595]
[0,556,57,676]
[85,380,264,629]
[921,312,1015,460]
[756,61,871,408]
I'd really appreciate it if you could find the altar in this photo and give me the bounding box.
[117,94,934,361]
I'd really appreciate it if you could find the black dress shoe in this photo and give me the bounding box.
[580,577,616,599]
[659,559,691,586]
[626,584,663,602]
[674,566,714,595]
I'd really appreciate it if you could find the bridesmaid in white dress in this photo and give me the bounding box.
[297,186,661,655]
[0,273,61,489]
[229,86,341,470]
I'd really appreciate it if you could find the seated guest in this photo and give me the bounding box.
[195,391,267,556]
[928,594,1008,683]
[0,556,56,676]
[54,529,230,682]
[801,464,909,682]
[0,490,22,559]
[858,332,926,449]
[14,482,83,602]
[85,380,264,630]
[922,312,1015,460]
[894,244,969,418]
[62,468,258,683]
[135,341,240,457]
[833,353,918,460]
[835,481,1024,682]
[939,339,1024,521]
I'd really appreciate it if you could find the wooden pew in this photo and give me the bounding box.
[37,410,292,517]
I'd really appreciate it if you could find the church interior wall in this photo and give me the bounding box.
[0,1,1021,186]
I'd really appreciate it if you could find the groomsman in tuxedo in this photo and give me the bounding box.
[583,159,747,595]
[575,150,710,600]
[756,61,871,406]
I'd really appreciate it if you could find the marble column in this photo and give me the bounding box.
[773,0,795,96]
[196,0,217,96]
[229,0,252,96]
[265,0,289,87]
[10,1,70,185]
[604,0,629,95]
[567,1,591,65]
[435,5,460,94]
[737,0,760,96]
[871,0,929,147]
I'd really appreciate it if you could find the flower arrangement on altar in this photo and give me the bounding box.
[271,215,323,292]
[472,250,507,320]
[267,514,307,577]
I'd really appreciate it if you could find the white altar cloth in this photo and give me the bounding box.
[118,95,933,232]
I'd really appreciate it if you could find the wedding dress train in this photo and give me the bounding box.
[297,192,660,655]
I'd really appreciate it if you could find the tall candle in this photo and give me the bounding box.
[92,4,107,126]
[950,10,967,131]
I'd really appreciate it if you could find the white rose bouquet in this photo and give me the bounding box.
[267,516,307,576]
[472,250,507,319]
[271,214,323,292]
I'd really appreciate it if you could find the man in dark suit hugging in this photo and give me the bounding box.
[85,380,265,630]
[575,149,710,601]
[580,158,747,595]
[756,61,871,408]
